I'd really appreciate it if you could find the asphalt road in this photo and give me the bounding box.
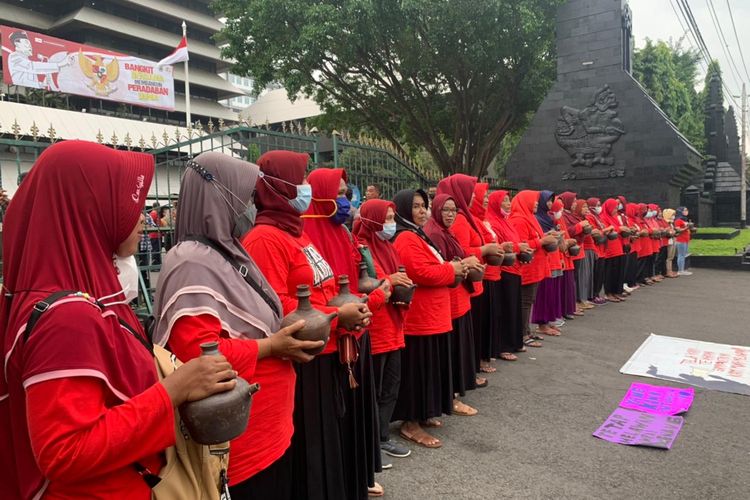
[379,268,750,499]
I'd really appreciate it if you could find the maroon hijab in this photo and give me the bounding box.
[486,190,521,243]
[423,194,465,261]
[255,150,308,237]
[0,141,155,499]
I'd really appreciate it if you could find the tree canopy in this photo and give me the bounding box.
[633,39,706,153]
[215,0,562,177]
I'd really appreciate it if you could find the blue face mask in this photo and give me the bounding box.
[289,184,312,213]
[332,196,351,225]
[377,222,397,240]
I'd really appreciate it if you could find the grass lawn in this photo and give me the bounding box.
[693,227,738,234]
[689,228,750,256]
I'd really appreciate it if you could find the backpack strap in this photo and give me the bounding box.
[23,290,79,342]
[183,236,281,317]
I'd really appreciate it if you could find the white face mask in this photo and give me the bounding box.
[114,254,139,303]
[594,206,602,215]
[554,210,563,220]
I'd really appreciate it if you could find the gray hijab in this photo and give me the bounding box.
[153,151,282,346]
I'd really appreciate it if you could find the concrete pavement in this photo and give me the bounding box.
[380,269,750,499]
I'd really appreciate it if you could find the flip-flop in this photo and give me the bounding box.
[516,346,528,352]
[499,352,518,361]
[475,377,488,388]
[530,334,545,341]
[479,365,497,373]
[536,329,561,337]
[368,482,384,497]
[400,428,442,448]
[524,338,543,348]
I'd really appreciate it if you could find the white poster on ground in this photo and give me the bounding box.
[620,334,750,396]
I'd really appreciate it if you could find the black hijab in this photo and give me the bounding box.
[393,188,442,255]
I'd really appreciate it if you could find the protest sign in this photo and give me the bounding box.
[593,408,683,449]
[619,383,694,415]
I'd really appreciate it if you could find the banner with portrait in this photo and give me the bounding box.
[2,25,175,110]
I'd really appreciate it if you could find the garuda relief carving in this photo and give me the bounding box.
[555,85,625,168]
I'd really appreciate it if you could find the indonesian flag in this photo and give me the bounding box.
[157,37,189,66]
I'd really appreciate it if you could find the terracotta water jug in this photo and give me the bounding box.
[358,262,385,294]
[282,284,337,355]
[450,257,465,288]
[179,342,260,445]
[594,233,607,244]
[518,250,533,263]
[619,228,631,238]
[328,275,368,307]
[502,252,517,265]
[391,266,416,305]
[484,253,503,266]
[606,231,619,240]
[467,265,485,282]
[583,225,593,234]
[568,244,581,256]
[542,240,558,252]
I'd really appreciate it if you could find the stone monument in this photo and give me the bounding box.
[506,0,703,208]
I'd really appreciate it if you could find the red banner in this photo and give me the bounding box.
[2,25,176,110]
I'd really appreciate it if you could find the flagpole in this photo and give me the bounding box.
[182,20,192,129]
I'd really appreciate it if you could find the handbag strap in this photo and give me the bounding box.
[183,236,281,317]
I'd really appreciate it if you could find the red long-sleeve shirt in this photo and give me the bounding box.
[25,378,174,499]
[167,314,293,487]
[450,214,487,295]
[369,260,406,355]
[242,224,340,354]
[393,231,455,335]
[509,219,548,285]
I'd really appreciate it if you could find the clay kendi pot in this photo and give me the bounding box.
[328,275,368,307]
[390,266,416,306]
[467,265,485,282]
[593,233,607,244]
[484,253,504,266]
[518,250,533,264]
[619,228,631,238]
[283,284,337,355]
[502,252,517,265]
[450,257,465,288]
[606,231,619,241]
[179,342,260,445]
[542,240,558,252]
[568,244,581,257]
[358,262,385,294]
[583,225,593,235]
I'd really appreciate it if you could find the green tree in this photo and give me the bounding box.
[633,39,705,153]
[215,0,562,177]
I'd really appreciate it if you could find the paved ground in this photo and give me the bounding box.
[379,269,750,499]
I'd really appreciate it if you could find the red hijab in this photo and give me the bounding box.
[0,141,155,499]
[469,182,489,221]
[486,190,521,243]
[255,150,308,237]
[509,190,544,238]
[423,194,465,261]
[600,198,622,228]
[437,174,483,238]
[303,168,361,289]
[355,199,404,328]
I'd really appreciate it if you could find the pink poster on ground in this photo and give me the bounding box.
[593,408,684,449]
[618,383,694,415]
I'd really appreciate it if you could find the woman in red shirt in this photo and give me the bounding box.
[241,152,372,500]
[0,141,235,500]
[354,199,414,461]
[486,190,534,354]
[509,191,558,347]
[438,175,505,373]
[303,167,389,499]
[624,203,644,289]
[153,152,329,499]
[424,194,483,416]
[585,197,612,304]
[600,198,629,302]
[391,189,466,449]
[559,192,592,313]
[531,194,565,335]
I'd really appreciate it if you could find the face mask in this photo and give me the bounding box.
[501,208,511,217]
[114,254,139,303]
[289,184,312,213]
[332,196,351,225]
[554,210,562,220]
[377,222,397,240]
[618,203,623,210]
[594,206,602,215]
[233,202,257,238]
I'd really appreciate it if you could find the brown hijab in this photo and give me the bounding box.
[153,152,282,346]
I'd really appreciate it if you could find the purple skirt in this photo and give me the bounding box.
[531,275,562,324]
[562,270,577,315]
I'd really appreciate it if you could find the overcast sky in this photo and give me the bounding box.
[629,0,749,124]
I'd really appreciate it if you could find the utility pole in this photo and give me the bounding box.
[742,83,747,228]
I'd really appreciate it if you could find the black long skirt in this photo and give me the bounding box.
[470,283,493,366]
[392,332,453,422]
[290,353,348,500]
[498,273,524,352]
[451,312,477,397]
[487,280,504,358]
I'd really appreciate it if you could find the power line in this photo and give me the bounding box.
[705,0,744,89]
[726,0,750,84]
[668,0,707,72]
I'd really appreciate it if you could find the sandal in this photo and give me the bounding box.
[523,338,543,348]
[499,352,518,361]
[420,418,442,428]
[452,400,478,416]
[516,346,528,352]
[475,377,488,388]
[368,482,384,497]
[400,426,442,448]
[530,334,545,341]
[536,328,561,337]
[479,365,497,373]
